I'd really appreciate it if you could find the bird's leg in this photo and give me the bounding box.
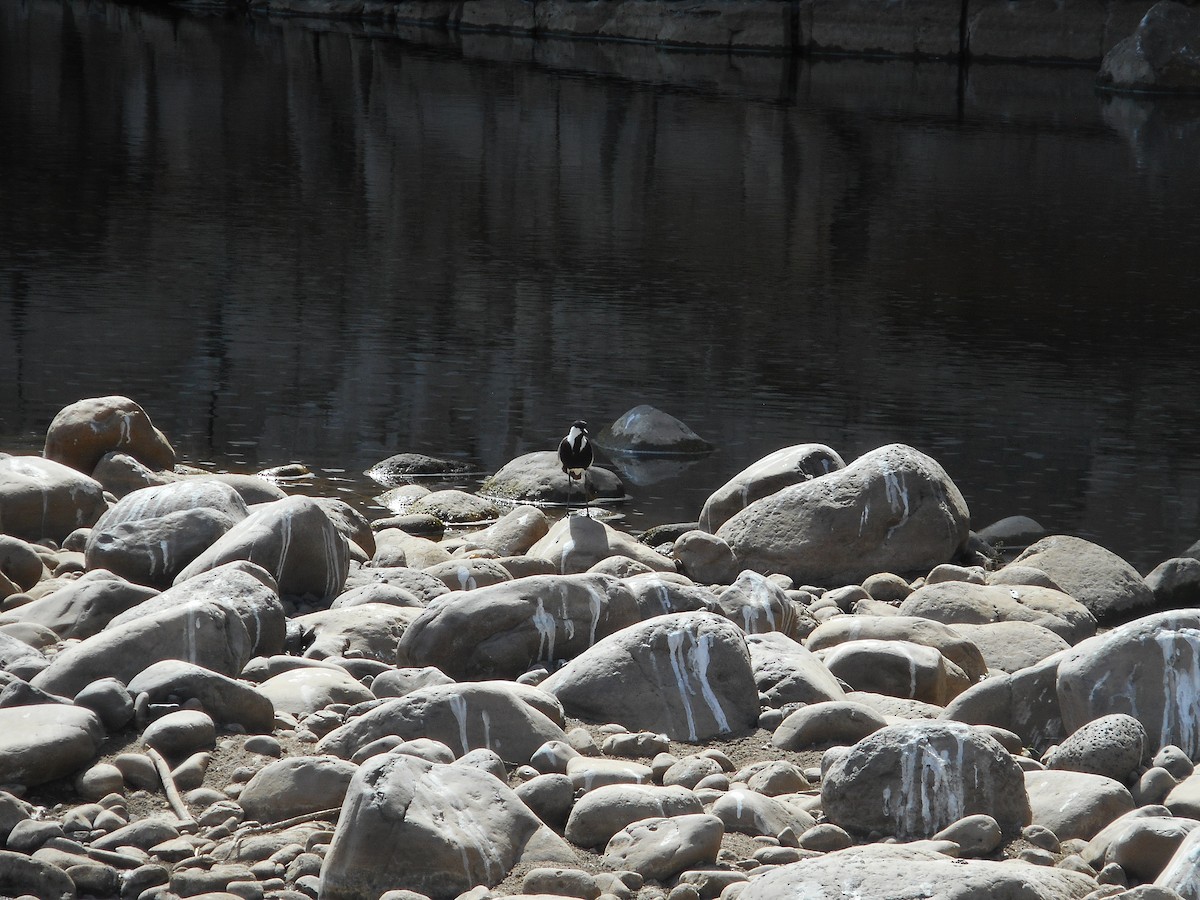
[583,471,590,518]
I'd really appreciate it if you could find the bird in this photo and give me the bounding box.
[558,420,594,516]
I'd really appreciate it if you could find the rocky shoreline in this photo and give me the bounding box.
[2,395,1200,899]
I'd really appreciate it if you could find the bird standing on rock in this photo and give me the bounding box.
[558,420,594,516]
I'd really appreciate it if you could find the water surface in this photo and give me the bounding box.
[3,1,1200,571]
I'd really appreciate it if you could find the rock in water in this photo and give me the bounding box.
[43,395,176,475]
[539,611,759,741]
[1099,0,1200,92]
[320,752,576,900]
[716,443,969,586]
[699,443,844,532]
[0,456,109,543]
[821,721,1031,839]
[593,405,713,455]
[479,451,624,505]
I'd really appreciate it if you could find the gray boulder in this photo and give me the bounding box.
[699,443,844,532]
[456,505,549,557]
[397,573,640,679]
[408,490,500,526]
[0,570,159,640]
[1043,713,1148,782]
[0,456,109,543]
[601,813,723,881]
[1146,556,1200,609]
[343,566,449,605]
[738,843,1096,900]
[317,681,567,765]
[1057,610,1200,758]
[746,631,845,709]
[950,621,1070,674]
[0,632,47,680]
[807,614,988,682]
[259,666,376,716]
[1099,0,1200,92]
[898,581,1096,644]
[821,721,1031,838]
[539,611,759,742]
[671,530,739,585]
[238,755,359,823]
[1025,769,1135,840]
[479,451,624,505]
[1157,824,1200,898]
[296,603,423,664]
[564,783,703,848]
[0,535,46,594]
[126,660,275,733]
[814,638,973,706]
[772,700,888,751]
[710,788,816,837]
[713,569,806,637]
[0,704,105,788]
[1008,534,1155,622]
[623,572,720,620]
[0,849,79,900]
[86,507,240,589]
[174,495,350,600]
[716,443,969,586]
[593,406,713,455]
[320,752,576,900]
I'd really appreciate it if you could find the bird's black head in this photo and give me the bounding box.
[572,420,589,431]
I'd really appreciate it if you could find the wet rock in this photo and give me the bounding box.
[529,516,675,575]
[318,681,568,764]
[365,453,475,483]
[1008,535,1154,622]
[259,666,375,716]
[238,756,359,823]
[0,456,109,543]
[821,721,1031,839]
[771,699,888,751]
[814,638,973,705]
[594,406,713,456]
[1099,0,1200,92]
[698,444,844,533]
[899,581,1096,644]
[0,569,160,640]
[398,573,640,680]
[299,602,423,663]
[0,704,105,788]
[408,489,500,526]
[745,631,845,709]
[33,563,282,698]
[540,611,759,742]
[1056,610,1200,759]
[174,495,350,601]
[716,443,969,587]
[320,752,575,900]
[1043,713,1148,782]
[127,659,275,733]
[806,614,988,682]
[43,395,175,475]
[737,843,1095,899]
[601,813,723,881]
[480,451,624,506]
[564,783,703,848]
[1025,770,1136,840]
[950,621,1070,674]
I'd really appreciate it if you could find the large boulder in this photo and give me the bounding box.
[699,443,844,532]
[238,756,359,824]
[84,479,249,587]
[624,572,720,620]
[479,451,624,505]
[527,515,676,574]
[712,570,805,638]
[716,444,970,586]
[32,563,282,698]
[1098,0,1200,92]
[738,843,1096,900]
[593,406,713,455]
[1006,534,1154,622]
[321,752,576,900]
[898,581,1096,645]
[1056,609,1200,758]
[539,611,759,741]
[821,721,1031,839]
[173,495,349,600]
[0,456,109,543]
[43,396,175,475]
[317,681,568,765]
[398,573,641,679]
[1157,824,1200,898]
[0,570,159,640]
[950,621,1071,674]
[0,704,105,788]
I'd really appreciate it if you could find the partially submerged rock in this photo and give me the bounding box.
[1099,0,1200,93]
[593,405,713,455]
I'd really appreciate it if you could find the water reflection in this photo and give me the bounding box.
[2,1,1200,571]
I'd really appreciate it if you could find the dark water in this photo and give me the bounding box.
[3,1,1200,572]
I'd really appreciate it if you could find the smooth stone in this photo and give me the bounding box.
[238,756,358,824]
[128,660,275,733]
[772,700,888,751]
[0,704,105,789]
[601,813,723,881]
[141,709,216,761]
[698,444,844,533]
[1025,769,1136,841]
[564,784,703,849]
